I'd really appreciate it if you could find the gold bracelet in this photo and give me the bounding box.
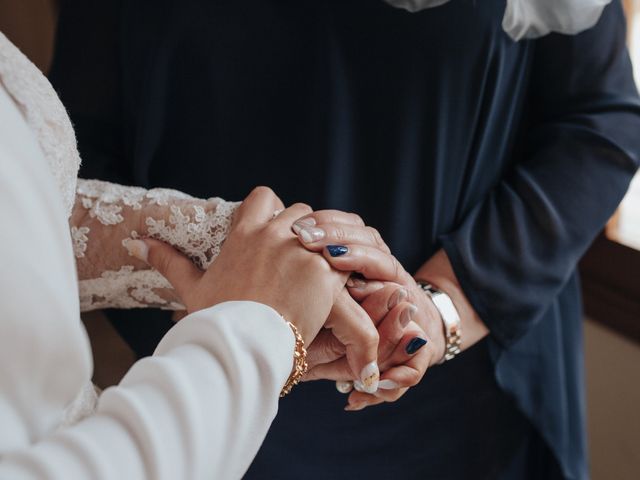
[280,321,308,397]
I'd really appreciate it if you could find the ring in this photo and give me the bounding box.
[272,209,283,219]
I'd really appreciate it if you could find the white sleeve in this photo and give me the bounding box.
[0,301,295,480]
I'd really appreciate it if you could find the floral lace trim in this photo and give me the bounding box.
[0,32,80,217]
[75,179,239,312]
[79,267,184,311]
[71,226,90,259]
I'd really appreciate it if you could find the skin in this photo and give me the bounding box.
[127,187,383,387]
[294,212,490,410]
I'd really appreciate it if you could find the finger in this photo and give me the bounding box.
[322,244,414,285]
[305,302,426,381]
[379,328,430,373]
[305,329,346,370]
[293,223,390,254]
[271,202,314,227]
[303,356,353,382]
[345,278,385,301]
[294,210,365,228]
[234,186,285,227]
[323,291,380,393]
[125,238,202,308]
[344,392,385,411]
[376,302,418,363]
[357,283,412,325]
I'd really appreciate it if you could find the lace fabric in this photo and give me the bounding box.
[74,179,240,311]
[0,29,241,427]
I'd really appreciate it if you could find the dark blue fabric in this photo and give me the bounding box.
[50,1,640,478]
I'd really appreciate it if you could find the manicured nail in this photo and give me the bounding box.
[123,239,149,263]
[336,381,354,394]
[378,379,400,390]
[327,245,349,257]
[387,287,408,310]
[346,276,367,288]
[400,304,418,328]
[358,361,380,393]
[344,402,366,412]
[292,217,316,234]
[298,226,326,243]
[405,337,428,355]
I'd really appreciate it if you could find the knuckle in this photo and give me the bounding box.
[351,213,365,226]
[406,369,422,387]
[253,185,275,196]
[291,202,313,214]
[361,327,380,350]
[333,226,347,241]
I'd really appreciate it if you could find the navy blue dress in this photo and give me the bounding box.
[50,1,640,478]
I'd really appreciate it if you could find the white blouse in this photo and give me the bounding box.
[384,0,611,40]
[0,35,294,480]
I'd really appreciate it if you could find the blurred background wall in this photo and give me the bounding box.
[0,1,638,478]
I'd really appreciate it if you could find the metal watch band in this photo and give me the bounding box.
[417,281,462,363]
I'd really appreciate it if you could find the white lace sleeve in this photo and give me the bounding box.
[72,179,240,312]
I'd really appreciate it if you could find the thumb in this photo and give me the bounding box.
[325,291,380,393]
[124,238,203,309]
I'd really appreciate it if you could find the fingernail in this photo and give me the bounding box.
[400,304,418,328]
[298,226,326,243]
[378,379,399,390]
[405,337,428,355]
[292,217,316,234]
[344,402,366,412]
[336,381,354,394]
[123,239,149,263]
[347,276,367,288]
[327,245,349,257]
[387,287,408,310]
[359,361,380,393]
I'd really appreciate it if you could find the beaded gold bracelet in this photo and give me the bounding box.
[280,321,308,397]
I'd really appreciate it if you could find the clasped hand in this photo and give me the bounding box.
[129,187,446,411]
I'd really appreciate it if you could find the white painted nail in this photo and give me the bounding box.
[298,226,326,243]
[123,239,149,263]
[400,304,418,328]
[359,361,380,394]
[336,381,354,394]
[378,379,400,390]
[388,287,408,310]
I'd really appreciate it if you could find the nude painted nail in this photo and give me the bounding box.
[388,287,408,310]
[298,226,326,243]
[123,239,148,263]
[344,402,366,412]
[336,381,354,394]
[359,361,380,394]
[378,379,400,390]
[347,276,367,289]
[400,304,418,328]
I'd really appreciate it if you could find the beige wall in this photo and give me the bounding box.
[0,0,57,73]
[585,319,640,480]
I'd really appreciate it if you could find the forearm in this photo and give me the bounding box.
[70,179,239,311]
[0,303,294,480]
[415,249,489,353]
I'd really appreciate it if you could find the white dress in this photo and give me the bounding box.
[0,32,294,480]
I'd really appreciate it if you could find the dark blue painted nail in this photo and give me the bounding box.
[327,245,349,257]
[405,337,427,355]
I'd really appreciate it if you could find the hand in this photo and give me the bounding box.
[292,210,446,362]
[125,188,383,392]
[292,211,447,408]
[125,187,342,344]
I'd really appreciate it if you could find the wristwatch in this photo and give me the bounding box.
[417,281,462,363]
